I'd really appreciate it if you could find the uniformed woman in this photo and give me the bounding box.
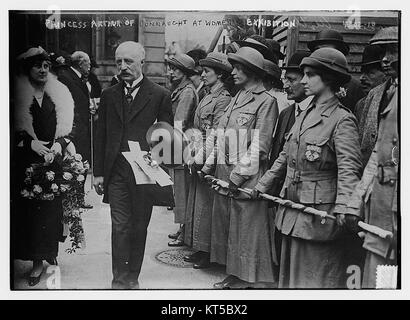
[201,47,279,288]
[183,52,232,268]
[167,54,198,246]
[253,47,363,288]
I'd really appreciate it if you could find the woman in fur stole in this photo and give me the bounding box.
[11,47,74,287]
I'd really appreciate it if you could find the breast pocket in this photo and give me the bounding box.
[235,109,257,128]
[303,135,330,162]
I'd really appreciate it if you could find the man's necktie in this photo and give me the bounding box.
[295,103,302,117]
[125,80,143,105]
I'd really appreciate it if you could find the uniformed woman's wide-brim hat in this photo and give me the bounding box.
[369,26,399,45]
[236,38,272,61]
[168,54,197,76]
[300,47,351,84]
[308,29,350,56]
[199,52,233,73]
[228,47,266,77]
[263,59,281,81]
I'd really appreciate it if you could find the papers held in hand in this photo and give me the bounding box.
[122,141,173,186]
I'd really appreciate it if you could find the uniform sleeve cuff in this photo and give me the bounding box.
[229,172,247,187]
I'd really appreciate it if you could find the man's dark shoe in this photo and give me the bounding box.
[183,251,202,263]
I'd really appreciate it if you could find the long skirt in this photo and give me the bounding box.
[210,166,277,283]
[12,197,63,261]
[184,172,214,251]
[171,166,191,224]
[279,234,348,288]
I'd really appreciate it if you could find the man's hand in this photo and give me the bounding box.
[94,176,104,195]
[31,140,50,156]
[50,142,62,155]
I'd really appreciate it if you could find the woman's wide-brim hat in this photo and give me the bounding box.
[228,47,266,77]
[236,38,272,61]
[263,59,281,81]
[168,54,197,76]
[308,29,350,56]
[300,47,351,84]
[17,46,51,62]
[369,26,399,45]
[199,52,233,73]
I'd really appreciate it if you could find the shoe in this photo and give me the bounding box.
[213,275,238,289]
[168,231,181,240]
[28,270,43,287]
[183,251,202,263]
[168,239,185,247]
[193,254,211,269]
[81,203,93,209]
[167,207,174,211]
[128,281,140,290]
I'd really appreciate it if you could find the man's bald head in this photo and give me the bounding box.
[71,51,91,76]
[115,41,145,83]
[116,41,145,62]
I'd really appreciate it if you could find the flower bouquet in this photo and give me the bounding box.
[21,151,89,253]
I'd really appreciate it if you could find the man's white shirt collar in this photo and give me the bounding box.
[296,95,314,116]
[124,74,144,99]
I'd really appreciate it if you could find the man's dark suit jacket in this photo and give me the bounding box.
[58,68,92,161]
[94,77,173,203]
[268,104,296,197]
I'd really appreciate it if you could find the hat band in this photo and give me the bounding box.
[313,56,348,71]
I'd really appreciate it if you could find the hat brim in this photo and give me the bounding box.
[308,39,350,55]
[300,57,351,84]
[358,59,382,67]
[227,54,266,77]
[236,40,273,60]
[199,59,232,73]
[370,39,398,45]
[168,58,197,76]
[282,65,303,72]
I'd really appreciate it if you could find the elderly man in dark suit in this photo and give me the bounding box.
[58,51,93,209]
[94,41,172,289]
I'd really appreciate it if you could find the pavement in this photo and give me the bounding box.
[12,177,227,290]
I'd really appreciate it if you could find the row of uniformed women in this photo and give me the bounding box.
[169,45,363,289]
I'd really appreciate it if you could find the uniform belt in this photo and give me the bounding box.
[286,166,336,183]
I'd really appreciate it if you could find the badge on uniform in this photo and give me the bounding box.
[305,145,322,161]
[236,115,251,126]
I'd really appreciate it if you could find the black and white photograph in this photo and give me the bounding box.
[6,5,402,295]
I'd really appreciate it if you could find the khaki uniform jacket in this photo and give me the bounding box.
[171,78,198,132]
[255,96,363,241]
[202,83,278,192]
[347,90,398,259]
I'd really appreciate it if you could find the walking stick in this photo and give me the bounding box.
[204,175,393,241]
[89,98,97,189]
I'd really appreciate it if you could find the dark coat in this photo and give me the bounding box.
[267,104,296,197]
[340,77,365,113]
[357,80,391,166]
[58,68,92,161]
[94,78,173,203]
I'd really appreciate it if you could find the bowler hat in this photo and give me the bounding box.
[369,26,398,45]
[300,47,351,84]
[308,29,350,55]
[282,50,311,71]
[236,37,272,61]
[199,52,233,73]
[168,54,197,76]
[263,59,281,81]
[228,46,266,77]
[359,45,384,67]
